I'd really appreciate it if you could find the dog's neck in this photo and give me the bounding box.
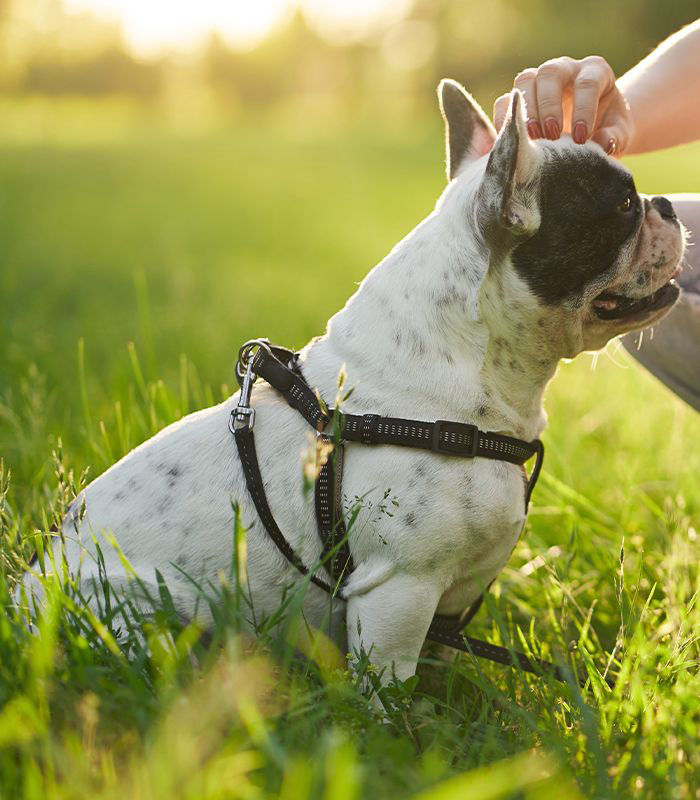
[302,207,560,441]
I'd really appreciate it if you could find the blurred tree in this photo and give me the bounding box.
[23,47,161,97]
[0,0,696,119]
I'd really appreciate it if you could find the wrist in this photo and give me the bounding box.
[616,81,640,155]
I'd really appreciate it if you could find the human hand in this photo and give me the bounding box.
[493,56,635,157]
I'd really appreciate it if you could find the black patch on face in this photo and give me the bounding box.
[511,150,641,304]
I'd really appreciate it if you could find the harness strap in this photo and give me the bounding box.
[316,435,354,580]
[231,340,593,688]
[234,422,336,594]
[251,346,542,468]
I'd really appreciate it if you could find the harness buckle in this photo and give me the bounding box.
[432,420,479,457]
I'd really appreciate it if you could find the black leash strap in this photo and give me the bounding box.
[425,627,576,685]
[230,340,598,688]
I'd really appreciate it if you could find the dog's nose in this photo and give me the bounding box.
[651,195,677,221]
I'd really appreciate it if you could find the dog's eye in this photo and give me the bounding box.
[617,194,634,213]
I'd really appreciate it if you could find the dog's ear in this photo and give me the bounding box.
[482,89,541,236]
[438,79,496,181]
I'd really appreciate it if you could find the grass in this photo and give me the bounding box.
[1,115,699,799]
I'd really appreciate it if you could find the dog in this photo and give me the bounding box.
[21,81,684,687]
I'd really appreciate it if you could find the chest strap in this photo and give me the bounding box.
[230,340,589,687]
[248,344,544,482]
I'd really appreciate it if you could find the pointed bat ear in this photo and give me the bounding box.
[438,79,496,181]
[483,89,541,236]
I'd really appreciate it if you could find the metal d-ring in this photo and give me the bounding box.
[235,338,271,387]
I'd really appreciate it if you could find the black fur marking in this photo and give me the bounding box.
[512,150,641,304]
[166,465,181,488]
[404,512,417,528]
[477,405,488,416]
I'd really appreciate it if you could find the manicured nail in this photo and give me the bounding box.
[543,117,560,140]
[527,120,543,139]
[573,121,587,144]
[605,138,617,156]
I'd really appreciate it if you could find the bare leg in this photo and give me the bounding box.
[623,194,700,411]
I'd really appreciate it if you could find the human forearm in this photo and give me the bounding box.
[619,20,700,154]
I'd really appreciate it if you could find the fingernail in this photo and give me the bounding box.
[544,117,560,140]
[573,121,587,144]
[605,138,617,156]
[527,120,543,139]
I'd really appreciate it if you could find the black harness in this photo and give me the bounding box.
[230,339,581,685]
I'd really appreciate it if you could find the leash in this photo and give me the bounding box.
[230,338,597,688]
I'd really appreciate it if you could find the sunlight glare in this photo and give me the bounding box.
[63,0,293,55]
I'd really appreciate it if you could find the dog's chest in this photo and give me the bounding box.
[338,441,528,590]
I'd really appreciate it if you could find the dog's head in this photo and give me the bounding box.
[437,79,684,357]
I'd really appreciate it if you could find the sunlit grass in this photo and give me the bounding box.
[1,115,699,798]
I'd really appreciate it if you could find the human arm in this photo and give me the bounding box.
[493,19,700,156]
[619,20,700,153]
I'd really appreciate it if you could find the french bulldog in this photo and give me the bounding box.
[21,81,684,687]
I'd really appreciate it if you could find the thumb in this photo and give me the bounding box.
[493,94,510,132]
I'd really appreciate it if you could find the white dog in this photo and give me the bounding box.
[22,81,684,686]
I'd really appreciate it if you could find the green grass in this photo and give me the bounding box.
[1,119,699,799]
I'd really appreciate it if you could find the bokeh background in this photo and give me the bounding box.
[2,5,700,797]
[1,0,699,508]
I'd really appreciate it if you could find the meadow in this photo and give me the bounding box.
[1,110,699,798]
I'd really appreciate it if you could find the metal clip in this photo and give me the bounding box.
[230,342,264,433]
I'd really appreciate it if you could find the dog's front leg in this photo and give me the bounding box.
[346,572,441,688]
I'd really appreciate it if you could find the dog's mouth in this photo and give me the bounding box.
[592,273,681,322]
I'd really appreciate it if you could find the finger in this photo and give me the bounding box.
[591,125,628,158]
[513,69,542,138]
[536,57,577,139]
[493,94,510,132]
[571,56,616,144]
